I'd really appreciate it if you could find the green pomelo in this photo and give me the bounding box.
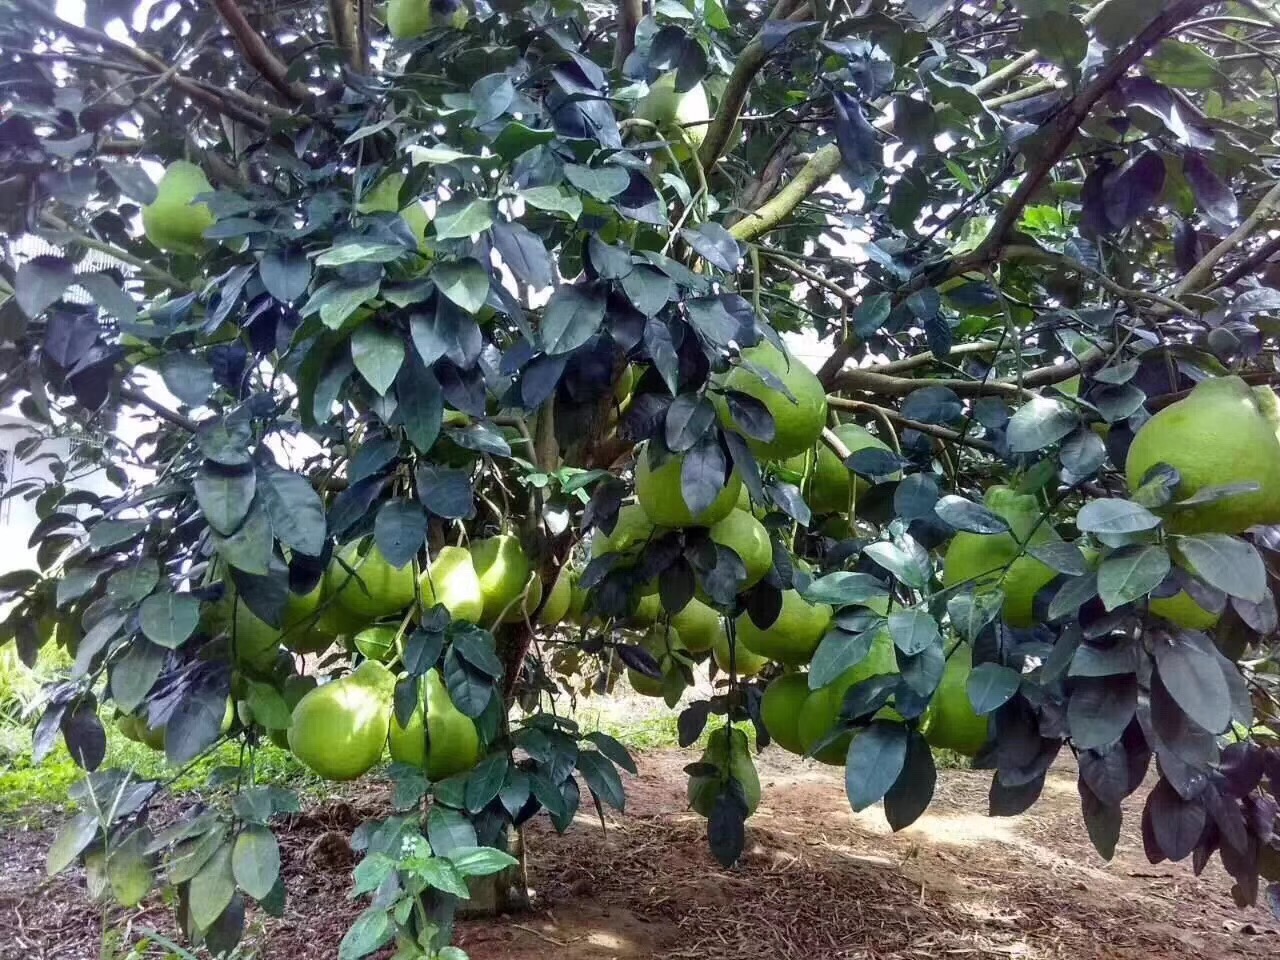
[327,541,417,621]
[735,590,833,667]
[711,631,768,676]
[688,726,760,817]
[921,645,988,757]
[388,669,482,780]
[470,534,531,623]
[942,486,1059,628]
[1148,588,1221,630]
[141,161,215,255]
[712,342,828,459]
[419,545,485,623]
[637,73,710,150]
[708,509,772,587]
[635,446,742,528]
[503,573,542,623]
[591,503,656,557]
[797,629,897,765]
[539,565,574,627]
[269,674,317,750]
[1125,376,1280,534]
[387,0,470,38]
[288,662,393,781]
[761,673,810,755]
[627,624,685,697]
[783,422,895,515]
[669,596,722,653]
[356,170,429,249]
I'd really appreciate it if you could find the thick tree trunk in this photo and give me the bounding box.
[457,827,530,917]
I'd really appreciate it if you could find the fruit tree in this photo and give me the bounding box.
[3,0,1280,955]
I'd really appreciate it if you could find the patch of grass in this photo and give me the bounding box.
[0,722,313,827]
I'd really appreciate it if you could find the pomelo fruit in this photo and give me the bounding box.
[796,629,897,764]
[627,624,685,697]
[353,624,399,662]
[388,668,482,780]
[288,661,393,781]
[711,341,827,459]
[539,565,574,627]
[785,424,898,514]
[470,534,531,623]
[761,673,810,754]
[1125,376,1280,534]
[635,445,742,528]
[386,0,470,38]
[941,485,1059,628]
[327,541,417,621]
[637,72,711,151]
[141,161,214,255]
[1148,588,1221,630]
[735,589,832,667]
[591,503,657,557]
[687,726,760,817]
[712,631,768,676]
[669,596,722,653]
[503,573,542,623]
[708,509,772,587]
[418,545,485,623]
[269,674,317,750]
[920,645,988,756]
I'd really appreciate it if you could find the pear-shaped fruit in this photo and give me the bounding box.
[784,424,896,514]
[229,603,283,670]
[920,645,988,757]
[591,503,657,557]
[628,592,663,626]
[1149,588,1221,630]
[635,445,742,528]
[669,596,722,653]
[388,668,482,780]
[711,631,767,676]
[941,486,1059,628]
[469,534,531,623]
[637,72,711,151]
[760,673,810,754]
[141,161,214,255]
[388,0,470,36]
[327,541,417,621]
[708,509,772,587]
[687,726,760,817]
[1126,376,1280,534]
[796,629,898,764]
[539,565,574,627]
[503,573,542,623]
[627,624,686,697]
[711,342,827,459]
[418,546,485,623]
[288,662,393,781]
[735,590,832,667]
[280,581,329,653]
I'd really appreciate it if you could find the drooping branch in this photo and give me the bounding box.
[39,213,196,293]
[119,386,200,433]
[211,0,309,103]
[1206,233,1280,293]
[1173,180,1280,297]
[971,0,1118,97]
[977,0,1215,258]
[13,0,284,129]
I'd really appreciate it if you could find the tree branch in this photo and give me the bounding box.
[211,0,309,103]
[14,0,284,129]
[39,213,196,293]
[119,386,200,433]
[1173,180,1280,297]
[977,0,1214,258]
[328,0,366,73]
[827,397,996,453]
[729,144,842,242]
[1205,233,1280,293]
[971,0,1117,97]
[613,0,643,71]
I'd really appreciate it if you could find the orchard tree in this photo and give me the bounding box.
[3,0,1280,955]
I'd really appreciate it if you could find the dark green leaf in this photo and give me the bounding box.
[1097,545,1170,611]
[257,467,327,557]
[966,662,1021,714]
[845,720,908,812]
[374,500,427,570]
[1153,630,1231,735]
[195,463,256,535]
[541,285,606,355]
[232,826,280,901]
[1006,397,1078,452]
[1076,498,1160,535]
[1174,534,1267,603]
[139,592,200,649]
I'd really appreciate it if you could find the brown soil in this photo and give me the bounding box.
[1,750,1275,960]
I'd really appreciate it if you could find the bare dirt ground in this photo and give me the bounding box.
[2,748,1276,960]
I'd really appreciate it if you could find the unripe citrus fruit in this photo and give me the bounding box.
[635,446,741,528]
[760,673,810,754]
[469,534,531,623]
[388,668,481,780]
[418,545,485,623]
[687,726,760,817]
[288,662,393,781]
[735,589,832,667]
[712,342,827,459]
[708,509,772,587]
[141,161,214,255]
[327,541,416,621]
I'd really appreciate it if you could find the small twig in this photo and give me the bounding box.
[827,397,996,453]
